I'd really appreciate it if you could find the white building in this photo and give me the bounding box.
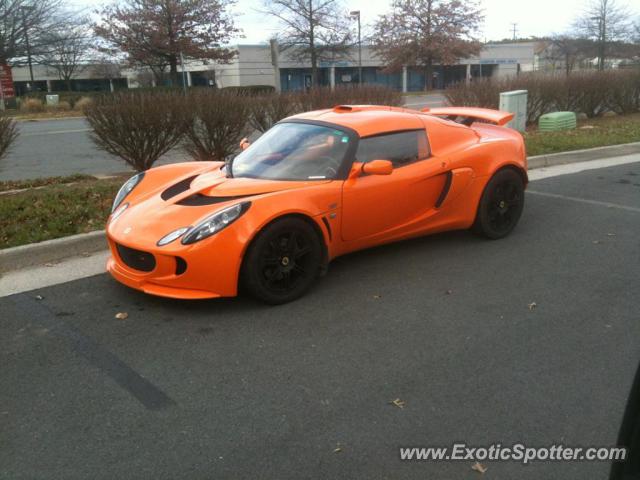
[10,42,536,95]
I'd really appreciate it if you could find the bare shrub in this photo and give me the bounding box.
[0,116,18,160]
[20,98,45,113]
[248,92,300,133]
[85,91,188,171]
[73,96,93,111]
[45,101,72,112]
[607,70,640,115]
[183,90,251,161]
[444,70,640,123]
[298,85,403,111]
[444,78,501,109]
[569,72,609,118]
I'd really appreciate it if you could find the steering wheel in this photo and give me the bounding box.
[315,156,339,178]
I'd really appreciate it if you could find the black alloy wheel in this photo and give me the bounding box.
[242,217,323,304]
[473,168,525,239]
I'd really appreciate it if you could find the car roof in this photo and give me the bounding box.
[287,105,435,137]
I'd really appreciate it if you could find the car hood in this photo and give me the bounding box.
[108,167,331,248]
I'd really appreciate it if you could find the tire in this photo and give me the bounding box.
[472,168,525,239]
[241,217,323,304]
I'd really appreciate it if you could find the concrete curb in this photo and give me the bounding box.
[0,230,106,274]
[1,141,639,275]
[527,142,640,169]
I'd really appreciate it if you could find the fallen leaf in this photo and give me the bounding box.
[472,462,487,474]
[528,302,537,311]
[115,312,129,320]
[390,398,405,409]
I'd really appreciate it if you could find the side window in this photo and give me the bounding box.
[356,130,430,168]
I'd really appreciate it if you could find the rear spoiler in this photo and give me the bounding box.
[422,107,514,126]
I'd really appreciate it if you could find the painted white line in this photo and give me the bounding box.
[529,154,640,181]
[527,190,640,213]
[0,250,109,297]
[22,128,92,137]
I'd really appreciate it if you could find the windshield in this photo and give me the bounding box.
[231,122,352,181]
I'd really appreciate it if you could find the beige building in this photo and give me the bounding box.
[10,42,537,95]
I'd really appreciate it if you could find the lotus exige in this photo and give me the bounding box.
[106,105,527,304]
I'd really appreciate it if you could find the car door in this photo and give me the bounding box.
[341,129,449,242]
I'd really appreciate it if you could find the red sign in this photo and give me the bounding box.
[0,64,15,98]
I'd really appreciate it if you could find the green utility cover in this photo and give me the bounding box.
[538,111,577,132]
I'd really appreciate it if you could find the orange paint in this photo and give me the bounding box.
[106,106,527,299]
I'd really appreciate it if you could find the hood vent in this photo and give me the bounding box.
[177,193,262,206]
[161,175,197,201]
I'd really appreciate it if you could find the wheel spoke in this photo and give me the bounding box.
[286,232,298,252]
[294,245,310,259]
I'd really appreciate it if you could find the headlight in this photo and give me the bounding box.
[157,227,189,246]
[110,202,129,222]
[181,202,251,245]
[112,172,145,212]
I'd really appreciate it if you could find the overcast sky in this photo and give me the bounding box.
[229,0,640,44]
[76,0,640,44]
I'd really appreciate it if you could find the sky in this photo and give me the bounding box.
[230,0,640,44]
[73,0,640,44]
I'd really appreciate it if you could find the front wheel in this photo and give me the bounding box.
[241,217,323,304]
[472,168,525,239]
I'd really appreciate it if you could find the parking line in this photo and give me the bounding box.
[11,293,176,410]
[21,128,92,137]
[527,190,640,213]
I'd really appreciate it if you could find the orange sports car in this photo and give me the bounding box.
[106,105,527,304]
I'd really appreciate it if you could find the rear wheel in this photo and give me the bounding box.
[241,217,323,304]
[473,168,525,239]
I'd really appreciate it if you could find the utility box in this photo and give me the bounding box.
[499,90,527,132]
[46,94,59,106]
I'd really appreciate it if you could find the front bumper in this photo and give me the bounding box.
[106,228,245,300]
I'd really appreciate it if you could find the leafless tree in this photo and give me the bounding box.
[0,0,68,65]
[373,0,484,90]
[36,21,94,91]
[574,0,633,70]
[546,35,597,75]
[261,0,352,87]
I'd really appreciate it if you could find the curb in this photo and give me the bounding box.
[1,141,639,275]
[0,230,106,274]
[527,142,640,169]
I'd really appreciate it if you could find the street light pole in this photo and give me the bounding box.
[350,10,362,85]
[20,6,35,89]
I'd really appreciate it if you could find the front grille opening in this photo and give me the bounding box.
[161,175,197,201]
[116,244,156,272]
[175,257,187,275]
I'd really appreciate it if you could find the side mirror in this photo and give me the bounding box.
[362,159,393,176]
[240,138,251,150]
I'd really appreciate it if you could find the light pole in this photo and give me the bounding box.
[20,6,35,89]
[349,10,362,85]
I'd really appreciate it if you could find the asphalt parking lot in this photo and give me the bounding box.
[2,162,639,479]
